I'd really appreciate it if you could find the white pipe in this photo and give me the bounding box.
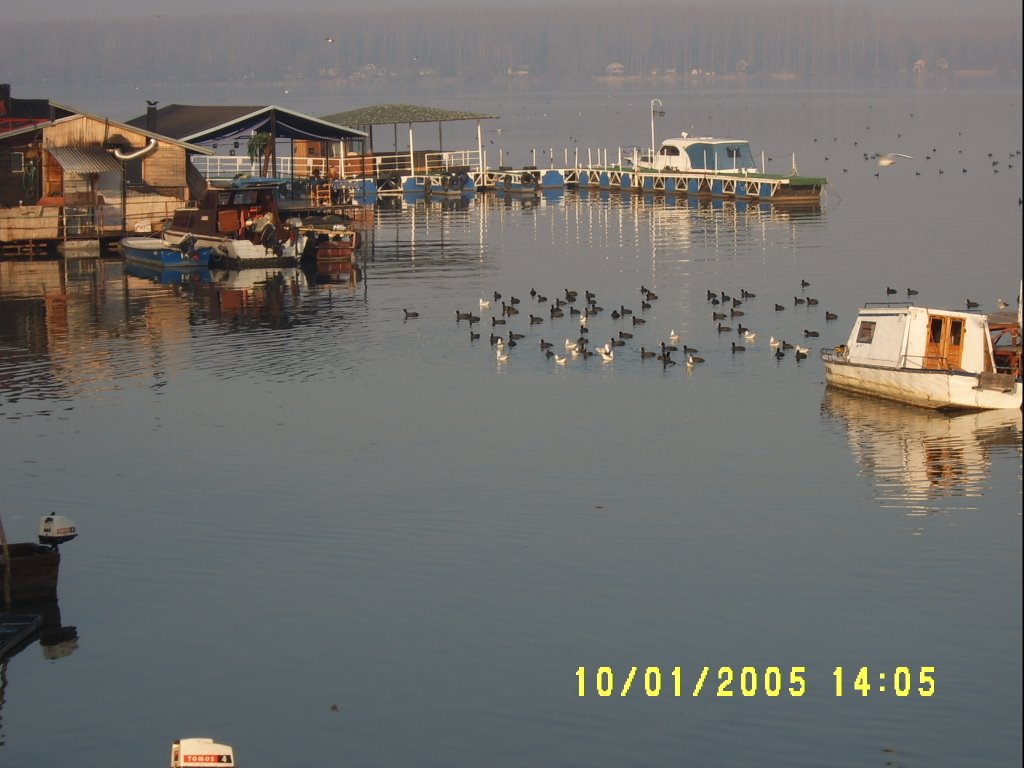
[477,122,483,173]
[111,138,158,161]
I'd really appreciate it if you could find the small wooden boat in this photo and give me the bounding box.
[120,233,213,269]
[297,214,361,262]
[0,515,78,603]
[821,298,1022,411]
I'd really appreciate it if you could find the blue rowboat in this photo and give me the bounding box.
[120,234,213,268]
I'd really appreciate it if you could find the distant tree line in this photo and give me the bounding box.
[1,3,1019,88]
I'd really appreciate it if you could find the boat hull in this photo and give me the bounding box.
[121,237,213,268]
[0,543,61,602]
[823,359,1022,411]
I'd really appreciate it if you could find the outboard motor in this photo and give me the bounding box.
[171,738,235,767]
[176,234,198,254]
[38,514,77,547]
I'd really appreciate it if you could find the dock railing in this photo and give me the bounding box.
[191,149,483,184]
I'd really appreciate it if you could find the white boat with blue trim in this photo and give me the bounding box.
[120,233,213,269]
[821,296,1022,411]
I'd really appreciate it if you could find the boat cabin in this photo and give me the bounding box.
[647,134,758,174]
[168,181,286,248]
[842,305,1003,374]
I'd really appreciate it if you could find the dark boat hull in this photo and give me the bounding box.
[1,543,61,602]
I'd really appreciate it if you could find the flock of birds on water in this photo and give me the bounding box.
[401,281,1012,371]
[401,279,849,371]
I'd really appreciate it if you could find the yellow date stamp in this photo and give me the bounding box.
[575,666,936,698]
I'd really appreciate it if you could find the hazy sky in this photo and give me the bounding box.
[5,0,1020,24]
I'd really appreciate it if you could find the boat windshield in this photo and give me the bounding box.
[685,142,756,171]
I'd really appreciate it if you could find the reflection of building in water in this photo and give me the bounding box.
[0,259,350,410]
[0,259,189,401]
[821,389,1022,515]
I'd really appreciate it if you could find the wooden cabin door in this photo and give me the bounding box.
[925,315,965,370]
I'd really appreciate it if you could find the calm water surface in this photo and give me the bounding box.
[1,86,1021,767]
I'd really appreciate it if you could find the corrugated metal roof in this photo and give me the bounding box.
[320,104,498,126]
[47,146,124,173]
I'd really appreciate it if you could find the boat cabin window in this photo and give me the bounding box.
[659,146,681,157]
[856,321,876,344]
[949,319,963,346]
[929,317,944,344]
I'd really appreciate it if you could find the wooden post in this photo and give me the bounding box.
[1,513,11,609]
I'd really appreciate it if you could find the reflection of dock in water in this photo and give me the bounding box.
[1,598,79,746]
[821,389,1022,515]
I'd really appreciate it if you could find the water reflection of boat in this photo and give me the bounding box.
[1,597,79,751]
[822,388,1022,510]
[8,596,79,661]
[201,267,304,325]
[123,261,212,285]
[301,258,361,286]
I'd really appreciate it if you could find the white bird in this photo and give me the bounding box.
[597,347,614,361]
[479,299,491,309]
[795,345,810,355]
[496,348,508,362]
[496,338,505,349]
[686,353,705,367]
[565,338,576,349]
[554,355,567,365]
[769,336,781,349]
[669,330,680,343]
[877,152,913,166]
[744,330,758,343]
[996,298,1009,310]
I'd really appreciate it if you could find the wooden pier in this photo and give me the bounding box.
[370,165,827,205]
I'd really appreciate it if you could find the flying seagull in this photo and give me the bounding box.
[877,153,913,167]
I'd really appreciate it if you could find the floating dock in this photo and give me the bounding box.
[359,166,827,205]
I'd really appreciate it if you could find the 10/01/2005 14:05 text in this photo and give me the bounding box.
[576,666,936,698]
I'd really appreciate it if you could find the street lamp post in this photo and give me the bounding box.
[650,98,665,162]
